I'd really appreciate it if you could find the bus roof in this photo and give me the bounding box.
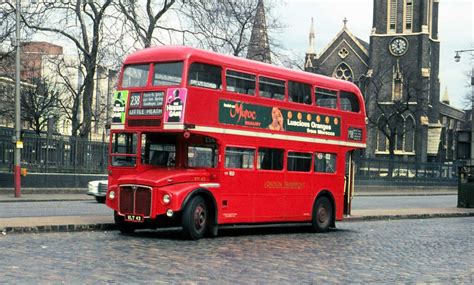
[123,46,361,94]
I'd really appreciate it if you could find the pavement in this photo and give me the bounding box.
[0,189,473,234]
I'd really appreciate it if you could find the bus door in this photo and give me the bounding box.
[344,151,356,215]
[220,146,255,223]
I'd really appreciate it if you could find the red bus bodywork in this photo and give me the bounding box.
[106,46,366,239]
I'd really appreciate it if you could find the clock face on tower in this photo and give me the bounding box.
[389,37,408,56]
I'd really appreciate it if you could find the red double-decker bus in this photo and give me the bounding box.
[106,46,366,239]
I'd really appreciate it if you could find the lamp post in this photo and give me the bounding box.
[454,49,474,165]
[14,0,21,198]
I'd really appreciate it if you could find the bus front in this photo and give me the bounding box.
[106,48,219,238]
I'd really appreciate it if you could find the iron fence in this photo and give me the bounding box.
[0,133,108,174]
[354,158,460,185]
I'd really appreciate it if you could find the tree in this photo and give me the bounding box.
[364,61,427,165]
[181,0,283,57]
[21,78,60,134]
[116,0,177,49]
[22,0,113,138]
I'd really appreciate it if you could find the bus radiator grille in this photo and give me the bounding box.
[119,186,152,217]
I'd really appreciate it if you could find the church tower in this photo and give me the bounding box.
[247,0,272,63]
[366,0,441,162]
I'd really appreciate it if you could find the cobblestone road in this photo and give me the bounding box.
[0,217,473,284]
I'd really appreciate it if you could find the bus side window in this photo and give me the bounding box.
[314,152,337,173]
[315,87,337,109]
[258,148,284,170]
[340,91,360,112]
[226,70,256,95]
[287,152,312,172]
[188,62,222,90]
[225,147,255,169]
[259,76,285,101]
[289,81,312,105]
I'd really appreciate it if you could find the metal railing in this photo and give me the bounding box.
[355,158,460,185]
[0,133,108,174]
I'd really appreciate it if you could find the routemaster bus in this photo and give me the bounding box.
[106,46,366,239]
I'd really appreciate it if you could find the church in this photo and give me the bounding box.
[304,0,465,163]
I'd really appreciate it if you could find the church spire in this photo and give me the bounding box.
[246,0,271,64]
[307,17,315,54]
[442,86,450,104]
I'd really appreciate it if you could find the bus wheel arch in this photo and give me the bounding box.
[312,190,336,232]
[181,188,218,239]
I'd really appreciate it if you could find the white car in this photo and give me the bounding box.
[87,180,108,203]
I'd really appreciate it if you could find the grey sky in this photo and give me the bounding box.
[279,0,473,109]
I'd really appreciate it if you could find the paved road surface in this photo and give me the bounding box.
[0,217,472,283]
[0,195,458,218]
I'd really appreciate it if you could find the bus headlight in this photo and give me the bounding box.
[163,194,171,204]
[108,191,116,200]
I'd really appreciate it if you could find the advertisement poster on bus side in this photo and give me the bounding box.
[112,90,129,124]
[164,88,187,123]
[218,99,340,137]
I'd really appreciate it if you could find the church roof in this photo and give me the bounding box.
[317,20,369,61]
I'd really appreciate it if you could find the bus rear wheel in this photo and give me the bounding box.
[182,196,208,240]
[312,196,333,233]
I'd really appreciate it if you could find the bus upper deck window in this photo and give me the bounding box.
[122,64,149,88]
[153,61,183,86]
[188,62,222,89]
[289,81,312,105]
[259,76,285,101]
[315,87,337,109]
[340,91,360,113]
[226,70,256,95]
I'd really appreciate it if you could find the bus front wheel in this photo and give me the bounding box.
[312,196,333,233]
[182,196,208,240]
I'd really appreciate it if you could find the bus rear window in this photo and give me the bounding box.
[340,91,360,112]
[153,61,183,86]
[188,62,222,89]
[259,76,285,100]
[122,64,149,88]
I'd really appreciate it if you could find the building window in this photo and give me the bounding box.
[333,63,353,82]
[404,115,415,152]
[377,115,388,152]
[389,0,398,32]
[405,0,413,31]
[392,61,403,101]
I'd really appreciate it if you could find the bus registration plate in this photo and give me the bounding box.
[125,214,144,223]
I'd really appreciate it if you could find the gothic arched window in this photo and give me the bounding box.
[404,115,415,152]
[333,63,353,82]
[376,115,388,152]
